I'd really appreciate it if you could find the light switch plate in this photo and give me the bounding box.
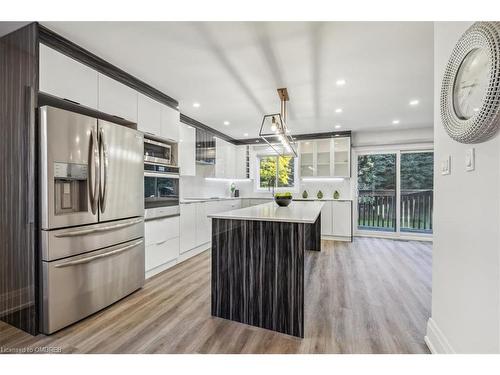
[441,155,451,175]
[465,148,475,171]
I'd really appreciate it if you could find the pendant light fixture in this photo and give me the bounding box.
[259,88,297,157]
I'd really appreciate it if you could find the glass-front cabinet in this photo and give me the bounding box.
[298,136,351,178]
[333,137,350,177]
[300,141,314,177]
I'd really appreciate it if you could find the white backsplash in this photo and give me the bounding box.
[180,175,233,198]
[181,177,352,200]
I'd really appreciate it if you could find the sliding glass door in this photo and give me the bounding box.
[356,150,433,236]
[357,153,397,232]
[400,152,434,233]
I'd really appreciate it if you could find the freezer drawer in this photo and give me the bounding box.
[41,217,144,261]
[40,238,145,334]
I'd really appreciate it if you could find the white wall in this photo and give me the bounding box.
[426,22,500,354]
[352,127,433,147]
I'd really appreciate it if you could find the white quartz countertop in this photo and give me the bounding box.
[181,197,240,204]
[181,197,352,204]
[207,201,324,223]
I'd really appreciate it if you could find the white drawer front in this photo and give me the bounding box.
[145,216,180,246]
[145,237,179,271]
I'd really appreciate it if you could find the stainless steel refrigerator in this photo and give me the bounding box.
[39,106,145,334]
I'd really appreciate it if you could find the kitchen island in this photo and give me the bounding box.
[208,201,324,337]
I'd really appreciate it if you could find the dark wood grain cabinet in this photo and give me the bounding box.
[0,23,39,335]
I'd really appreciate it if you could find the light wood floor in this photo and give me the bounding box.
[0,238,432,354]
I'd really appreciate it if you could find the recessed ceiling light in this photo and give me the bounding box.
[193,102,200,108]
[335,108,343,113]
[223,121,230,125]
[256,140,260,143]
[244,133,249,137]
[336,79,346,86]
[392,119,400,125]
[409,99,419,106]
[176,105,180,110]
[334,124,342,129]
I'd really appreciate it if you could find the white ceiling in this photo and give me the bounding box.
[41,21,433,139]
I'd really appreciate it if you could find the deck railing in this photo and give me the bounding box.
[357,189,433,233]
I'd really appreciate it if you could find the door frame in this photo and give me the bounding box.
[352,143,434,241]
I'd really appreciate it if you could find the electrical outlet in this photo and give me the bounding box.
[441,155,451,175]
[465,148,475,171]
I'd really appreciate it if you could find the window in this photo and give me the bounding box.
[258,155,295,189]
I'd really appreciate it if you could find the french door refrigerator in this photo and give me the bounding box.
[39,106,145,334]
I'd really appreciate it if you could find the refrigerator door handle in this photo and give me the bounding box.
[54,239,144,268]
[99,128,108,213]
[88,130,100,215]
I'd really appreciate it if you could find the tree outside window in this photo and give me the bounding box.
[259,155,295,189]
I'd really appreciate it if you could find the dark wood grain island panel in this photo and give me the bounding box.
[211,218,305,338]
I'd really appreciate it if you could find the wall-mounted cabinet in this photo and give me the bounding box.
[235,145,250,179]
[137,93,161,135]
[179,123,196,176]
[98,73,138,122]
[215,138,236,179]
[332,137,351,177]
[39,44,98,109]
[160,104,179,142]
[138,94,180,141]
[195,128,216,165]
[299,137,351,178]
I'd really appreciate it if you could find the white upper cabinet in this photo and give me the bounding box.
[226,142,236,179]
[332,137,351,177]
[160,105,179,142]
[98,73,138,122]
[179,123,196,176]
[235,145,249,179]
[215,138,227,178]
[299,137,351,178]
[39,44,98,109]
[137,93,161,136]
[300,141,315,177]
[215,138,237,179]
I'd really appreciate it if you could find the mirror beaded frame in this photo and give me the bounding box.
[440,21,500,144]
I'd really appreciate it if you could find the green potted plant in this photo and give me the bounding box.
[317,190,323,199]
[302,190,308,199]
[274,192,293,207]
[333,190,340,199]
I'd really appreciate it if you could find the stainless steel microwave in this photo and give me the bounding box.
[144,138,172,165]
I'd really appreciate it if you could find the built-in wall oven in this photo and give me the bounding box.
[144,162,180,220]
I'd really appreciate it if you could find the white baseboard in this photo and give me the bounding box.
[321,235,351,242]
[425,317,455,354]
